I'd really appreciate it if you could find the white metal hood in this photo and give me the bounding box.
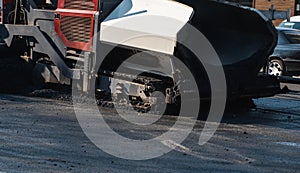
[100,0,194,55]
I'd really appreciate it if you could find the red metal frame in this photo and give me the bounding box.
[57,0,99,11]
[54,0,99,51]
[54,9,96,51]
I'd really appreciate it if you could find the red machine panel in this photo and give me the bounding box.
[54,0,99,51]
[58,0,99,11]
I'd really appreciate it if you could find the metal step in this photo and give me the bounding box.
[65,49,85,62]
[65,55,84,62]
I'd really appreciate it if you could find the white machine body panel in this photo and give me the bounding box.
[100,0,193,55]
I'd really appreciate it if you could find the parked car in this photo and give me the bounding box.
[267,27,300,76]
[278,16,300,30]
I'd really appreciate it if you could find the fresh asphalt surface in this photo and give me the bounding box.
[0,82,299,173]
[0,43,299,173]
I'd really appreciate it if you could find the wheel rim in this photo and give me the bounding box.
[268,61,283,76]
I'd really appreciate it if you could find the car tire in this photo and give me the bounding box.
[267,59,285,77]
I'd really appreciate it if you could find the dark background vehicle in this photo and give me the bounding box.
[278,16,300,30]
[267,27,300,76]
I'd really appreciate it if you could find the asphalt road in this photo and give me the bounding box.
[0,83,299,173]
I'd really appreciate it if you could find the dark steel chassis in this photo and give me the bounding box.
[0,0,103,91]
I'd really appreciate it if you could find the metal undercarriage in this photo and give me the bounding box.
[0,0,281,114]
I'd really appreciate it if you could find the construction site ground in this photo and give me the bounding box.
[0,80,299,172]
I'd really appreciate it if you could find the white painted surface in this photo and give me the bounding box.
[100,0,193,54]
[275,142,300,148]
